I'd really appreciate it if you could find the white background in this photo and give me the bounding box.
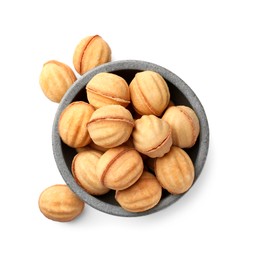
[0,0,253,259]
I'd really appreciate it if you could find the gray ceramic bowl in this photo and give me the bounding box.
[52,60,209,217]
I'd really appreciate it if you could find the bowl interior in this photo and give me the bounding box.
[52,60,209,217]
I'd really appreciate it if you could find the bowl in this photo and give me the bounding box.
[52,60,209,217]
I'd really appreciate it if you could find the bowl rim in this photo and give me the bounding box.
[52,59,209,217]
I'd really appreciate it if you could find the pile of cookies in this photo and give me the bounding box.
[38,35,200,222]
